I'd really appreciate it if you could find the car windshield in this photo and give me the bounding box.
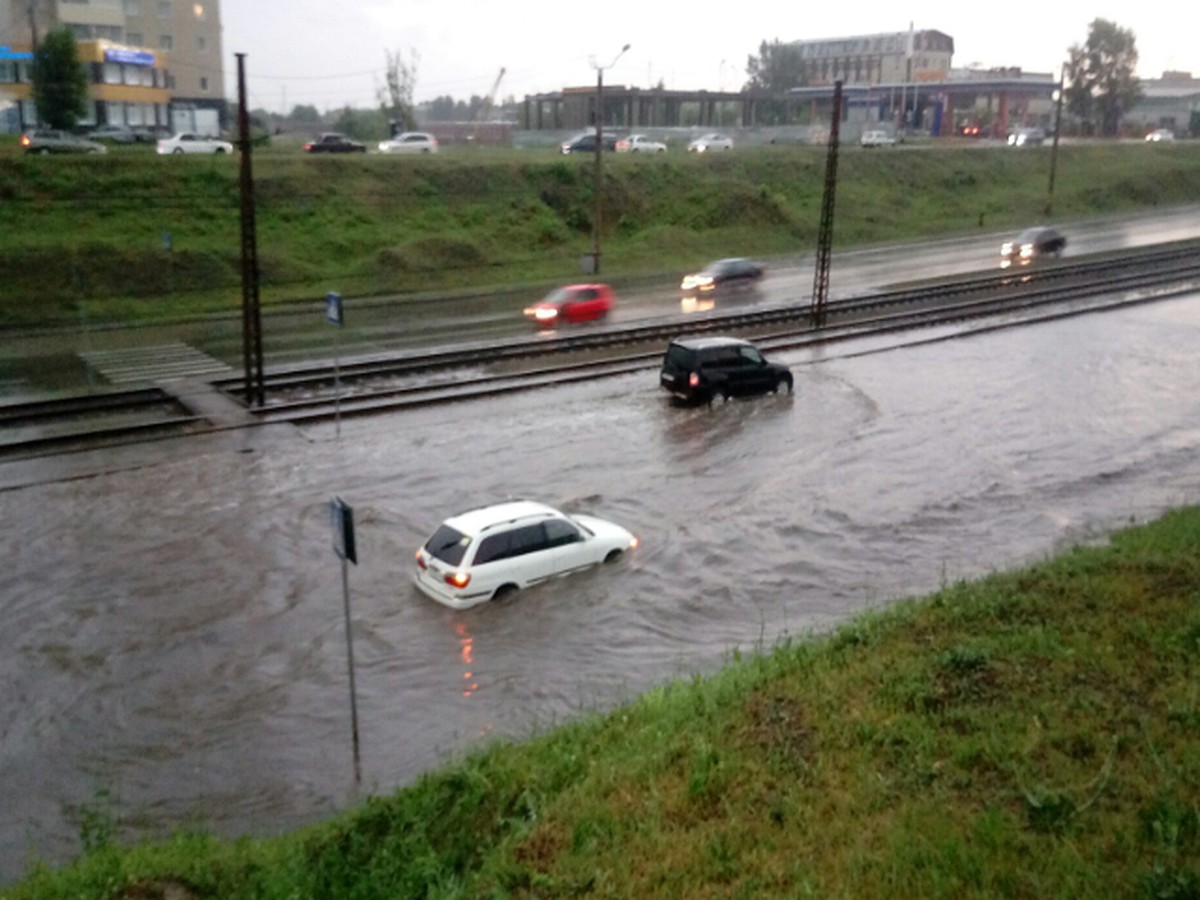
[1016,228,1047,242]
[424,524,471,565]
[541,287,572,305]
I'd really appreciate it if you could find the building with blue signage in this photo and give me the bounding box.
[0,38,172,133]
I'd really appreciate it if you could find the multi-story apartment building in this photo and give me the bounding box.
[0,0,224,132]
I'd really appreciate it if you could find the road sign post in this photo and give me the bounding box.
[330,495,361,785]
[326,292,344,438]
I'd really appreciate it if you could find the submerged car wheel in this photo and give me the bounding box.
[774,375,794,394]
[604,549,624,563]
[492,584,518,601]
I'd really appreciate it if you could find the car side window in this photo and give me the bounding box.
[544,518,583,548]
[508,524,550,557]
[472,532,511,565]
[739,347,765,366]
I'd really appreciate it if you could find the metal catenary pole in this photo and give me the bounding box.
[237,54,264,407]
[811,80,843,328]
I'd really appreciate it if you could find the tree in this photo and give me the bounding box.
[32,27,88,129]
[289,104,320,123]
[745,40,807,125]
[1065,19,1142,137]
[745,40,806,93]
[378,48,418,133]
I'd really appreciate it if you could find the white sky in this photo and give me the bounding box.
[220,1,1193,114]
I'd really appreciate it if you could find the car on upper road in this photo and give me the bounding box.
[378,131,439,154]
[156,132,233,154]
[860,129,898,147]
[616,134,666,153]
[999,226,1066,268]
[304,132,367,153]
[659,335,793,405]
[680,257,765,294]
[20,129,107,155]
[1145,128,1175,142]
[560,132,618,154]
[1007,127,1046,147]
[687,132,733,152]
[87,124,139,144]
[523,283,615,327]
[414,500,638,609]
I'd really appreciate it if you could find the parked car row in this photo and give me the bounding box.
[560,132,737,154]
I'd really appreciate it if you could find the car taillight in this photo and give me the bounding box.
[415,550,426,570]
[445,571,470,589]
[20,135,30,147]
[689,372,700,387]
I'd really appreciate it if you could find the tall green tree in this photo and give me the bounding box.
[745,40,807,125]
[1064,19,1142,137]
[32,27,88,129]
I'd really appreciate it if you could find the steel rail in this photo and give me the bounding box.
[252,258,1200,424]
[216,239,1200,399]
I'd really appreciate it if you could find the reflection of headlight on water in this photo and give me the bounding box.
[681,295,715,314]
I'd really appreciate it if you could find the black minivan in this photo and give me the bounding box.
[659,336,793,405]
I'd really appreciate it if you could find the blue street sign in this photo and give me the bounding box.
[326,291,343,325]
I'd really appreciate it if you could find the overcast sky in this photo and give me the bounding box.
[220,1,1192,113]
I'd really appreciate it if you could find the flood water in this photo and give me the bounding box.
[3,293,1200,883]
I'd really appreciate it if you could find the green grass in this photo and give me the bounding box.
[2,141,1199,327]
[7,506,1200,898]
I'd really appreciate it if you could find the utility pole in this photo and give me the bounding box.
[236,54,264,407]
[590,43,629,276]
[811,81,843,328]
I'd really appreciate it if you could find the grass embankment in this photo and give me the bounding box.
[9,507,1200,898]
[1,141,1199,328]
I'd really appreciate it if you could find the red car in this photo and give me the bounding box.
[523,284,615,327]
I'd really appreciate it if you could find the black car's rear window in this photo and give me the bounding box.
[665,344,695,367]
[424,524,470,566]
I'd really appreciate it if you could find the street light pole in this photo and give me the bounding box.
[591,43,630,276]
[1045,62,1066,217]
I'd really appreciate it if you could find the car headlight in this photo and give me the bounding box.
[1019,244,1034,258]
[1000,242,1014,256]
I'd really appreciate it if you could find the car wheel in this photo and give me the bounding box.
[709,388,729,406]
[173,148,184,154]
[604,549,624,563]
[774,375,794,394]
[37,148,50,155]
[214,148,227,154]
[492,584,518,601]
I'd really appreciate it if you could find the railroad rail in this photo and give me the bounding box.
[3,239,1198,458]
[224,239,1200,423]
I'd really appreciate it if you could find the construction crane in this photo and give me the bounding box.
[472,67,506,144]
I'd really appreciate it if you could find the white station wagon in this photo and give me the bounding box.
[414,500,637,609]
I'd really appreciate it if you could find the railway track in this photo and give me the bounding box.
[3,240,1198,458]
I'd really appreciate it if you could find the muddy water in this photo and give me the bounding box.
[3,295,1200,883]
